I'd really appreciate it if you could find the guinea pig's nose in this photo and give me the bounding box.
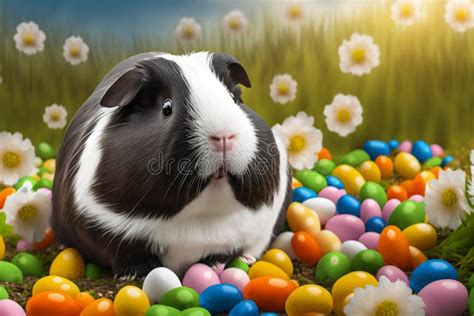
[210,133,235,152]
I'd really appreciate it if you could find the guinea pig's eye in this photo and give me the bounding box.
[162,99,173,116]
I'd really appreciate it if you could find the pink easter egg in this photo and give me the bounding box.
[409,194,424,202]
[360,199,382,223]
[382,199,401,222]
[325,214,365,242]
[0,300,26,316]
[376,265,409,286]
[16,240,33,252]
[219,268,250,292]
[318,187,346,204]
[211,263,225,276]
[182,263,220,294]
[358,232,380,250]
[430,144,444,157]
[37,188,52,197]
[399,140,412,153]
[419,279,468,316]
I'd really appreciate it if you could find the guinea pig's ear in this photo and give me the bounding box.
[212,53,251,88]
[100,68,145,108]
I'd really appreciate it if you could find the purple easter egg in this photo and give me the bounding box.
[212,263,225,276]
[318,187,346,204]
[325,214,365,242]
[16,240,33,252]
[360,199,382,223]
[358,232,380,250]
[419,279,468,316]
[0,300,26,316]
[382,199,401,222]
[376,265,409,286]
[183,263,220,294]
[219,268,250,292]
[399,140,412,153]
[430,144,444,157]
[409,194,424,202]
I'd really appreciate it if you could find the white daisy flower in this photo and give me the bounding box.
[323,94,364,137]
[63,36,89,65]
[43,104,68,129]
[3,187,52,243]
[445,0,474,32]
[391,0,422,26]
[344,276,425,316]
[286,2,303,21]
[269,74,297,104]
[13,21,46,55]
[338,33,380,76]
[223,10,248,34]
[425,168,470,229]
[0,132,36,186]
[176,17,202,43]
[272,112,323,170]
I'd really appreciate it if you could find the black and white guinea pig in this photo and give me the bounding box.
[52,52,291,277]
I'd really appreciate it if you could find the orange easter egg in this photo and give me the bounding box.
[375,155,393,178]
[75,292,95,311]
[409,246,428,269]
[34,228,55,251]
[80,298,115,316]
[430,166,441,178]
[287,202,321,239]
[318,147,332,160]
[243,276,297,312]
[0,187,16,209]
[400,180,416,197]
[412,171,436,196]
[387,185,408,202]
[27,291,80,316]
[291,231,322,266]
[378,226,411,271]
[291,177,302,189]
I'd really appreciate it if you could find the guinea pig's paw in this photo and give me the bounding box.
[117,273,137,282]
[112,258,162,279]
[240,253,257,265]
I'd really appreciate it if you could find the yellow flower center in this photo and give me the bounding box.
[337,108,352,123]
[23,33,35,46]
[401,4,413,17]
[277,83,289,96]
[289,135,306,153]
[455,7,468,22]
[442,188,457,208]
[352,48,366,64]
[69,45,82,58]
[50,111,61,121]
[288,4,302,20]
[18,205,38,222]
[228,17,241,31]
[182,25,196,39]
[375,300,399,316]
[3,151,21,168]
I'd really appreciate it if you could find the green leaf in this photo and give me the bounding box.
[0,212,13,236]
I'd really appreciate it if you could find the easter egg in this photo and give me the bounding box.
[33,227,55,251]
[358,232,380,250]
[81,298,115,316]
[285,284,333,316]
[419,279,468,316]
[143,267,182,303]
[318,187,346,204]
[410,259,458,292]
[287,202,320,239]
[270,232,296,260]
[0,236,5,260]
[313,159,336,176]
[375,155,394,178]
[394,152,421,179]
[359,182,387,208]
[32,275,80,298]
[49,248,85,280]
[336,194,361,217]
[315,252,351,283]
[14,176,37,190]
[243,277,297,312]
[387,185,408,202]
[16,240,33,252]
[0,261,23,283]
[183,264,220,294]
[376,265,409,285]
[325,175,344,189]
[228,300,258,316]
[402,223,437,250]
[350,249,384,275]
[387,139,399,150]
[411,140,432,163]
[388,200,425,230]
[441,155,454,167]
[423,157,442,170]
[332,271,378,315]
[200,284,243,314]
[332,164,365,196]
[227,258,250,272]
[159,287,199,310]
[261,249,293,277]
[399,140,412,152]
[85,263,102,279]
[359,160,381,182]
[12,252,45,277]
[381,199,401,222]
[315,230,342,254]
[294,170,327,193]
[27,291,80,316]
[74,292,94,311]
[363,141,390,160]
[42,159,56,173]
[146,304,180,316]
[302,197,336,225]
[429,144,444,157]
[318,147,332,160]
[180,307,211,316]
[409,246,428,269]
[360,199,382,223]
[219,268,250,292]
[291,231,322,266]
[291,187,317,203]
[378,226,411,270]
[33,178,53,191]
[338,149,370,167]
[0,285,8,299]
[325,214,365,242]
[365,217,386,233]
[248,261,290,280]
[37,142,56,160]
[0,299,25,316]
[341,240,367,261]
[114,286,150,316]
[292,177,302,189]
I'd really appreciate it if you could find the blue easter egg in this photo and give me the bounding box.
[200,284,243,314]
[387,139,399,151]
[228,300,259,316]
[441,155,454,167]
[260,314,279,316]
[336,195,361,217]
[410,259,458,292]
[411,140,432,163]
[292,187,317,203]
[363,140,391,160]
[326,176,344,189]
[365,216,386,233]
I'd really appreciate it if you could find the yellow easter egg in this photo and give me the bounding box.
[332,271,378,315]
[315,230,342,254]
[287,202,321,239]
[42,173,55,181]
[292,177,303,189]
[286,284,333,316]
[342,293,355,310]
[49,248,84,280]
[0,236,5,260]
[42,159,56,174]
[402,223,437,251]
[332,165,366,196]
[261,248,293,277]
[32,275,80,297]
[359,160,381,183]
[248,261,290,280]
[394,152,421,179]
[31,175,41,181]
[114,285,150,316]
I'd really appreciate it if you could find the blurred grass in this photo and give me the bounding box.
[1,1,473,155]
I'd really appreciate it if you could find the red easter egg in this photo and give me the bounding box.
[291,231,322,266]
[378,226,411,271]
[243,276,297,312]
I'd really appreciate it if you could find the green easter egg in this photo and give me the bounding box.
[388,201,426,230]
[146,304,180,316]
[32,178,53,191]
[180,307,211,316]
[36,142,56,160]
[359,182,387,208]
[295,170,327,193]
[338,149,371,167]
[14,176,37,190]
[226,258,249,273]
[468,274,474,290]
[315,252,351,283]
[37,167,51,177]
[0,261,24,283]
[159,287,199,310]
[469,289,474,315]
[422,157,442,170]
[0,285,8,300]
[313,159,336,177]
[85,263,103,280]
[12,252,45,277]
[350,249,384,275]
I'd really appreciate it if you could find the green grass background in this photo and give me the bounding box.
[1,1,473,155]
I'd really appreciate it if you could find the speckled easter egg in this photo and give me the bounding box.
[261,249,293,277]
[219,268,250,292]
[291,187,317,203]
[294,170,327,193]
[394,152,421,179]
[114,286,150,316]
[360,199,382,223]
[199,284,243,314]
[182,264,220,294]
[315,230,342,254]
[302,197,336,225]
[429,144,444,157]
[359,160,381,183]
[12,252,44,277]
[378,226,411,271]
[49,248,85,280]
[341,240,367,261]
[411,140,432,163]
[331,165,365,196]
[332,271,378,315]
[410,259,458,292]
[180,307,211,316]
[27,291,80,316]
[381,199,401,222]
[359,182,387,208]
[350,249,384,275]
[402,223,437,251]
[0,299,25,316]
[270,232,296,260]
[376,265,409,285]
[285,284,333,316]
[388,201,425,230]
[358,232,380,250]
[32,275,80,298]
[143,267,182,303]
[228,300,258,316]
[317,187,346,204]
[336,195,361,217]
[291,231,323,266]
[81,298,115,316]
[243,277,297,312]
[325,215,365,242]
[287,202,320,239]
[0,261,23,283]
[315,252,351,283]
[313,159,336,176]
[419,279,468,316]
[375,155,394,178]
[338,149,370,167]
[398,140,412,153]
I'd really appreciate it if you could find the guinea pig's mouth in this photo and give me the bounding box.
[213,166,228,180]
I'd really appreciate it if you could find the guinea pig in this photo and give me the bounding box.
[52,52,291,278]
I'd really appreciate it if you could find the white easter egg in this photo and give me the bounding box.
[341,240,368,261]
[271,231,296,259]
[303,197,337,225]
[142,267,181,303]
